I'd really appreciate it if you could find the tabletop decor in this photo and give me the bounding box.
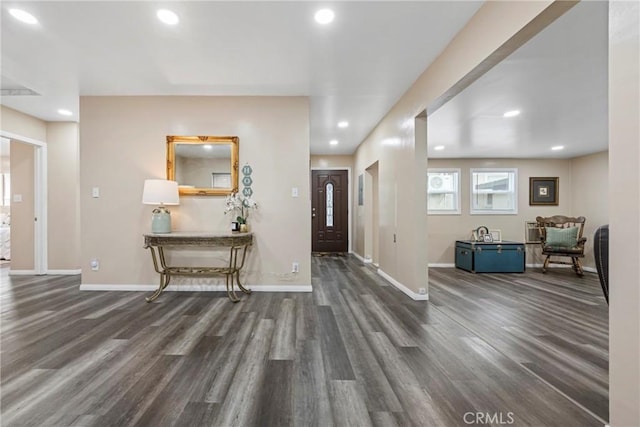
[142,179,179,233]
[225,192,258,232]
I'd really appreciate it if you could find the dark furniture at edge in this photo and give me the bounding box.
[594,224,609,304]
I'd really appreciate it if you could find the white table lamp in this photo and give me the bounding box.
[142,179,179,233]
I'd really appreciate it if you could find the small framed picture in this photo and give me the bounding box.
[489,229,502,242]
[483,234,494,243]
[530,177,559,205]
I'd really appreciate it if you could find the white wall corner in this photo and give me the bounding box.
[377,269,428,301]
[350,251,370,263]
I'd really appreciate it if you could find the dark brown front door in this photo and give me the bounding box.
[312,170,348,252]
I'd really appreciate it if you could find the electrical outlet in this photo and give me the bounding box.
[92,187,100,198]
[292,262,299,273]
[90,259,99,271]
[418,288,427,295]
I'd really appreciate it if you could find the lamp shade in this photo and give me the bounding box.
[142,179,179,205]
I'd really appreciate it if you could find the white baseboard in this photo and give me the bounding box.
[428,263,455,268]
[79,283,313,292]
[350,252,373,264]
[47,269,82,275]
[9,270,38,276]
[10,269,82,276]
[526,263,597,273]
[377,269,428,301]
[350,251,364,262]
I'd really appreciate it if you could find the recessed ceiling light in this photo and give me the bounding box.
[329,139,339,146]
[57,109,73,116]
[337,121,349,128]
[157,9,179,25]
[503,110,520,118]
[434,145,445,151]
[551,145,565,151]
[315,9,335,25]
[9,9,38,25]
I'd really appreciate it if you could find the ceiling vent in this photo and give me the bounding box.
[0,87,40,96]
[0,77,40,96]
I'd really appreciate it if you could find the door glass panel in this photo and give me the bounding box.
[326,182,334,227]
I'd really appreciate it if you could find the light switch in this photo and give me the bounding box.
[291,187,299,198]
[13,194,22,203]
[92,187,100,198]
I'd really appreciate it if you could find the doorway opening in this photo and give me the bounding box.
[0,131,47,275]
[364,161,379,266]
[311,169,349,253]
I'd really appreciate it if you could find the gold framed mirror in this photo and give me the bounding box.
[166,135,239,196]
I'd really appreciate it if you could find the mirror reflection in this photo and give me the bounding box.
[167,136,239,196]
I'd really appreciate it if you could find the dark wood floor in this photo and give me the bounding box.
[0,257,608,426]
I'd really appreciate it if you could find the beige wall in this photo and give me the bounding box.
[1,105,47,142]
[80,96,311,288]
[310,155,353,170]
[353,1,569,294]
[570,151,609,268]
[427,158,573,266]
[427,153,609,269]
[609,1,640,425]
[46,122,81,270]
[10,142,35,269]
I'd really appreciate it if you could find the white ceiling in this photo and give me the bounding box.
[0,1,483,155]
[427,1,609,159]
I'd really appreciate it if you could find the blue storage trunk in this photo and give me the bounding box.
[455,240,525,273]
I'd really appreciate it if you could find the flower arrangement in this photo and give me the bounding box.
[224,192,258,224]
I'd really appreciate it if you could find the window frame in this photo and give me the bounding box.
[470,168,518,215]
[427,168,461,215]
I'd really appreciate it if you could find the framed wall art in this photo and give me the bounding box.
[529,177,559,206]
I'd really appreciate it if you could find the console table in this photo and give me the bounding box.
[143,232,253,303]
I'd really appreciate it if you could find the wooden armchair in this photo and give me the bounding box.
[536,215,587,276]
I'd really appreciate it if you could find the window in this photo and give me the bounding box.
[0,174,9,207]
[326,182,334,227]
[427,169,460,215]
[470,168,518,214]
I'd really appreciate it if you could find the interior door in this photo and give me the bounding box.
[312,170,348,252]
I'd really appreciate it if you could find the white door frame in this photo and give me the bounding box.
[0,130,48,275]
